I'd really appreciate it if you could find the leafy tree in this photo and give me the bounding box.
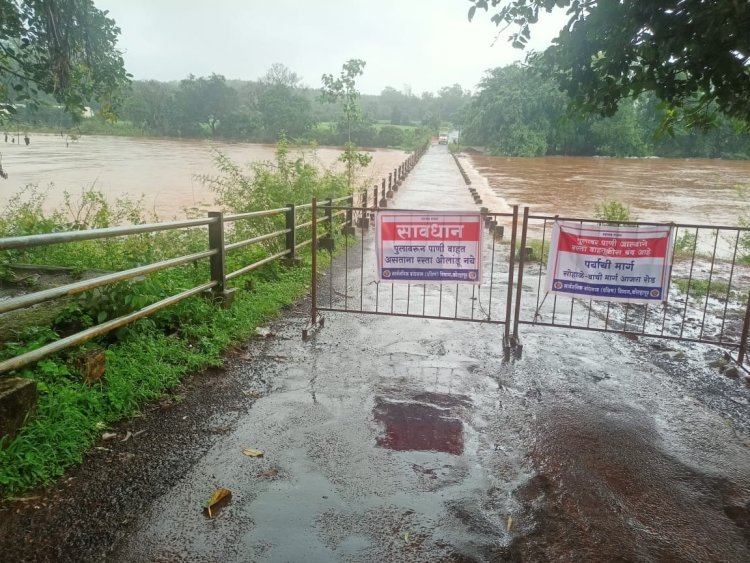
[321,59,372,187]
[421,112,440,136]
[0,0,129,121]
[468,0,750,128]
[257,84,314,139]
[174,74,237,137]
[259,63,301,89]
[463,65,565,156]
[121,80,175,134]
[436,84,469,124]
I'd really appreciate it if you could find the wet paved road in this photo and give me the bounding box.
[114,146,750,562]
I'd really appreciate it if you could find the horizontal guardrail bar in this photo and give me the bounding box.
[225,249,291,281]
[0,217,216,251]
[526,214,750,231]
[297,215,331,230]
[224,208,287,222]
[0,249,216,315]
[0,281,217,375]
[518,320,743,346]
[225,229,290,252]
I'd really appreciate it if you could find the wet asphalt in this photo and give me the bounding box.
[109,145,750,562]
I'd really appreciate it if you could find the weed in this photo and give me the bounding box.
[594,200,634,223]
[673,278,736,301]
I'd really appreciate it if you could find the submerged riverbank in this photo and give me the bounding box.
[458,152,750,227]
[0,134,409,218]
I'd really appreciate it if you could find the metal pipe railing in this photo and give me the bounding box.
[0,217,216,251]
[0,282,217,375]
[0,142,430,375]
[225,229,289,252]
[0,249,216,315]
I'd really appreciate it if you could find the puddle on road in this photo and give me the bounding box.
[373,392,470,455]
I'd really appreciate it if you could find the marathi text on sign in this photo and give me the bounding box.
[376,211,482,284]
[545,222,673,303]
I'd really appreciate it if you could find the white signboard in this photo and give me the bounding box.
[545,221,674,303]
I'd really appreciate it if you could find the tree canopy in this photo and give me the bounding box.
[468,0,750,128]
[0,0,129,121]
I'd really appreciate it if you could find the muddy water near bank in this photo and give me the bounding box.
[0,134,407,218]
[466,155,750,226]
[1,146,748,562]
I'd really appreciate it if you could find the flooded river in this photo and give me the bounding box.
[0,134,407,219]
[467,154,750,226]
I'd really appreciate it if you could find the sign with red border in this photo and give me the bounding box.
[545,221,674,303]
[375,211,482,284]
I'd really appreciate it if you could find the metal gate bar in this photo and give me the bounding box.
[307,202,520,349]
[513,208,750,365]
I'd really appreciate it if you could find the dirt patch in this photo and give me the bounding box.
[509,404,750,562]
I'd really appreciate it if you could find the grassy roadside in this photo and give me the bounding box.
[0,140,352,497]
[0,253,326,496]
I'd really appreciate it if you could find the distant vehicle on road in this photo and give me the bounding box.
[438,134,448,145]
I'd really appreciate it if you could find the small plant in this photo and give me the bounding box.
[594,200,633,223]
[673,278,735,301]
[674,230,697,255]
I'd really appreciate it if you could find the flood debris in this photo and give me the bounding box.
[203,488,232,519]
[255,326,276,338]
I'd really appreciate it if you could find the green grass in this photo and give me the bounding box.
[0,251,330,495]
[673,278,736,301]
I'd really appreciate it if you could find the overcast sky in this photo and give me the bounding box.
[95,0,566,95]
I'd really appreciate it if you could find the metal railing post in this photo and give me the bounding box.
[343,194,356,236]
[738,290,750,364]
[512,207,530,348]
[208,211,235,307]
[504,205,519,353]
[320,198,335,252]
[305,198,319,337]
[283,203,301,266]
[357,189,369,229]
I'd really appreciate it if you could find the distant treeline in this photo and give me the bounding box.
[11,64,466,150]
[460,64,750,159]
[10,62,750,158]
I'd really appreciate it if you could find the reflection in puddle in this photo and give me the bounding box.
[373,392,469,455]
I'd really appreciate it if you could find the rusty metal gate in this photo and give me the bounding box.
[306,199,750,368]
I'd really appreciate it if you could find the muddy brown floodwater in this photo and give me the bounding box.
[1,146,748,563]
[466,155,750,226]
[0,134,408,218]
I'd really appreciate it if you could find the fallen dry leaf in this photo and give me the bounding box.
[120,431,132,442]
[507,515,513,531]
[242,447,264,458]
[101,432,117,441]
[203,488,232,518]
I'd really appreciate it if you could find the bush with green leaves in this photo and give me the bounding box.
[594,200,634,223]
